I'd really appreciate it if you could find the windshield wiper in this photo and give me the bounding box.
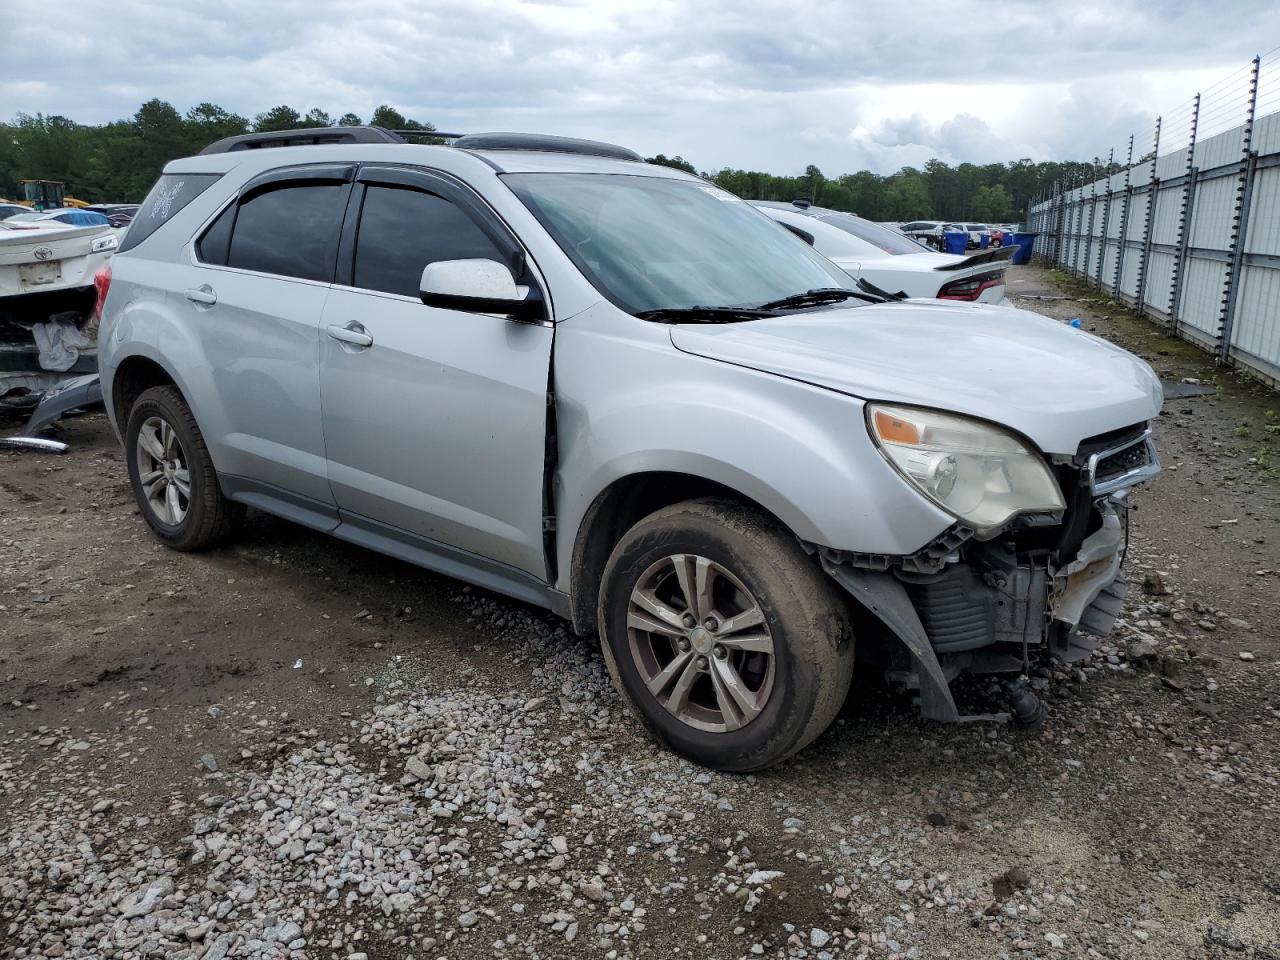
[755,287,880,311]
[635,305,779,324]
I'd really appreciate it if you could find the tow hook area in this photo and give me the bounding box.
[1004,678,1046,727]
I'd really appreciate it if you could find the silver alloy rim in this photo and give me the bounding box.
[135,416,190,526]
[626,554,775,733]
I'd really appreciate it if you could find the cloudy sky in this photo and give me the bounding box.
[3,0,1277,175]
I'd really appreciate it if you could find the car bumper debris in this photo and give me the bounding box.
[820,425,1160,722]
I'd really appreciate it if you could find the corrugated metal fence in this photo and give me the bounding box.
[1026,51,1280,387]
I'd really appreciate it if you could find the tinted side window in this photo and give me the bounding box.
[353,185,506,298]
[119,173,222,253]
[197,203,234,265]
[227,184,346,282]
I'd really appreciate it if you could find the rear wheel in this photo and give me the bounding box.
[598,498,855,771]
[124,385,243,550]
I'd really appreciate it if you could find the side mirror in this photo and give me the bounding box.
[419,258,543,322]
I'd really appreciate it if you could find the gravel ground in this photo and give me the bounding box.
[2,263,1278,960]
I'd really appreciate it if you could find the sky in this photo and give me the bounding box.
[2,0,1277,176]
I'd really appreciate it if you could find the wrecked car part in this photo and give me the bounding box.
[822,425,1154,721]
[822,562,962,723]
[22,373,102,436]
[32,313,93,372]
[1004,678,1046,726]
[0,435,68,453]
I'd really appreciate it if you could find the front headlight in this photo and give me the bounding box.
[867,403,1065,537]
[91,234,118,253]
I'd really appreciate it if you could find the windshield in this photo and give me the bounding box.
[504,173,853,314]
[816,213,927,256]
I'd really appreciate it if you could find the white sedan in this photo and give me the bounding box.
[0,217,119,301]
[756,202,1011,303]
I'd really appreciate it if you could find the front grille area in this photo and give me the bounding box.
[1074,422,1157,495]
[1094,440,1152,484]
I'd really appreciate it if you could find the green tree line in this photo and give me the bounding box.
[3,99,1097,222]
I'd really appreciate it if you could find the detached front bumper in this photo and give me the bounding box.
[821,426,1159,722]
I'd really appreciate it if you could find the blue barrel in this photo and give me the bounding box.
[979,233,990,248]
[1010,233,1038,265]
[944,231,967,255]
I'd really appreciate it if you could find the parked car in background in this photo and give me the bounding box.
[5,209,114,229]
[955,223,991,249]
[99,126,1162,771]
[86,204,141,229]
[0,217,119,300]
[757,201,1011,302]
[899,220,945,247]
[0,203,29,220]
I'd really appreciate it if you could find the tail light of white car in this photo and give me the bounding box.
[93,264,112,321]
[937,269,1005,301]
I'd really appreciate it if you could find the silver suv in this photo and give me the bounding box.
[99,127,1163,770]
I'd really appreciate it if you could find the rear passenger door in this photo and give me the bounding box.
[317,165,554,580]
[191,164,353,510]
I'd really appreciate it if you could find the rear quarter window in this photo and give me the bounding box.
[119,173,223,253]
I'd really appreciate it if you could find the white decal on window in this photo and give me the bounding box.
[152,181,185,221]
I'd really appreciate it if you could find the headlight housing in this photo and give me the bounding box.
[867,403,1065,537]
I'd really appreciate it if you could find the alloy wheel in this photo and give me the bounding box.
[626,553,775,732]
[135,415,190,525]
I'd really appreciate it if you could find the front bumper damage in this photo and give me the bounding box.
[820,425,1159,722]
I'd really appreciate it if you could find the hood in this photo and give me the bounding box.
[669,301,1163,454]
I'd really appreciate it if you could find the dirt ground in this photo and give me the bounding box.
[1,263,1278,960]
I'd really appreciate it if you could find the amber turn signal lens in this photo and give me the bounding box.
[873,409,919,445]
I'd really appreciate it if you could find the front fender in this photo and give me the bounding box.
[552,306,954,591]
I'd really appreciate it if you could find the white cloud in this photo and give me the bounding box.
[2,0,1275,174]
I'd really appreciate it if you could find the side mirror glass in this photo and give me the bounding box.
[419,258,542,322]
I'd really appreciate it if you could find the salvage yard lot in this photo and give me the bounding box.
[2,264,1279,960]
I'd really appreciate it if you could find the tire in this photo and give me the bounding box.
[598,498,855,771]
[124,385,243,551]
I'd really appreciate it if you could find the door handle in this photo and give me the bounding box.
[184,284,217,305]
[326,323,373,348]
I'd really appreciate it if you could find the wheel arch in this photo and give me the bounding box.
[567,469,802,635]
[109,353,185,436]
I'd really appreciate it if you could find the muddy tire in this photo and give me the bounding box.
[598,498,855,771]
[124,385,243,551]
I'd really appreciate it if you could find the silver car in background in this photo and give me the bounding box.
[97,127,1163,770]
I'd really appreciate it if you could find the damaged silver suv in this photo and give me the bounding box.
[99,128,1162,770]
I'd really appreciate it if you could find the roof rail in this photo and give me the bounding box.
[389,128,465,141]
[451,133,642,162]
[196,125,643,163]
[198,126,407,155]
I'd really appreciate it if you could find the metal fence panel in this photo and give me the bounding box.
[1028,53,1280,387]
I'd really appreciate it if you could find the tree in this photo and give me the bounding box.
[303,108,333,127]
[370,105,407,129]
[337,112,363,127]
[971,184,1012,222]
[253,105,304,132]
[646,154,696,173]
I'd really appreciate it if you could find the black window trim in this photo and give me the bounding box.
[335,164,531,291]
[192,163,357,283]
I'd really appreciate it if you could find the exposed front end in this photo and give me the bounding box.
[821,415,1161,722]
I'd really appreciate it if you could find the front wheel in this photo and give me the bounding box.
[598,499,855,771]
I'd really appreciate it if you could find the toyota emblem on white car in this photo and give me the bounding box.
[33,247,54,261]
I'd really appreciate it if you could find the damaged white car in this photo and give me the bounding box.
[1,218,111,427]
